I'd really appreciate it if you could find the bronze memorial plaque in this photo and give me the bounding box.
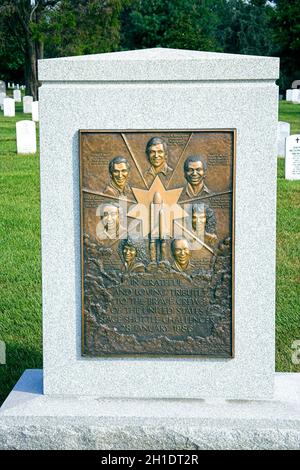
[80,130,235,357]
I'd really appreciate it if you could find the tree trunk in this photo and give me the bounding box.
[15,1,46,100]
[25,37,40,100]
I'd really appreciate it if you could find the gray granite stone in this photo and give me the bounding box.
[0,370,300,450]
[37,48,279,399]
[38,48,279,82]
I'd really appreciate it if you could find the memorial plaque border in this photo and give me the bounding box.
[79,129,237,358]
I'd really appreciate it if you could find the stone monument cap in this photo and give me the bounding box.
[38,47,279,82]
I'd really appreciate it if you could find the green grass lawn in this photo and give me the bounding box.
[0,100,299,405]
[0,100,42,405]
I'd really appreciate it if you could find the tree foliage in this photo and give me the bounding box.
[45,0,129,58]
[0,0,130,98]
[121,0,220,51]
[0,0,61,99]
[214,0,273,56]
[271,0,300,89]
[0,0,299,95]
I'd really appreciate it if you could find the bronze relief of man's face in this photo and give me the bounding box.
[172,239,191,270]
[111,162,129,188]
[185,160,205,186]
[148,143,167,168]
[102,205,119,233]
[123,244,136,265]
[192,210,206,232]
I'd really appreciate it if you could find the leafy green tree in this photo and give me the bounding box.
[0,14,24,84]
[45,0,130,58]
[271,0,300,90]
[121,0,220,51]
[163,0,220,51]
[214,0,273,56]
[0,0,131,99]
[0,0,60,99]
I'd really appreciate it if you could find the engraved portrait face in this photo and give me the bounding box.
[172,239,191,269]
[185,160,205,186]
[146,138,168,170]
[122,244,136,265]
[102,204,119,233]
[148,143,167,168]
[112,162,129,187]
[192,208,206,232]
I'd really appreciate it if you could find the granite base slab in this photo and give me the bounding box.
[0,369,299,450]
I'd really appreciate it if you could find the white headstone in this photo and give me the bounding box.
[286,89,293,101]
[0,94,5,110]
[16,84,20,90]
[23,95,33,113]
[3,97,15,117]
[277,121,290,156]
[31,101,39,122]
[285,135,300,180]
[16,120,37,154]
[13,89,21,102]
[291,80,300,89]
[0,92,6,106]
[0,80,6,93]
[291,89,300,103]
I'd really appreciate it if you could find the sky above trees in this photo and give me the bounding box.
[0,0,299,97]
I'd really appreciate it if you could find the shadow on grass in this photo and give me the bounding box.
[0,342,42,406]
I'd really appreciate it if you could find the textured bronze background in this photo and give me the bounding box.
[80,130,235,357]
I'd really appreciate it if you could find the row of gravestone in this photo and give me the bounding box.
[0,93,39,121]
[285,79,300,103]
[286,89,300,103]
[7,83,25,90]
[0,80,38,154]
[0,80,25,93]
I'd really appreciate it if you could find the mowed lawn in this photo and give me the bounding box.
[0,100,299,405]
[0,99,42,405]
[276,102,300,372]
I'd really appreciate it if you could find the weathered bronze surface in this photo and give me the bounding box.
[80,130,235,357]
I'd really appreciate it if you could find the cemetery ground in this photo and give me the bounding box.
[0,101,299,406]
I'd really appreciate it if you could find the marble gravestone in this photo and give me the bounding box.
[0,80,5,94]
[286,89,293,101]
[0,92,6,110]
[291,89,300,104]
[31,101,39,122]
[23,95,33,113]
[16,120,37,154]
[0,48,300,450]
[285,135,300,180]
[277,121,290,156]
[13,89,21,103]
[3,97,15,117]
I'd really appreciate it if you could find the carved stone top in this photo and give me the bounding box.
[38,47,279,82]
